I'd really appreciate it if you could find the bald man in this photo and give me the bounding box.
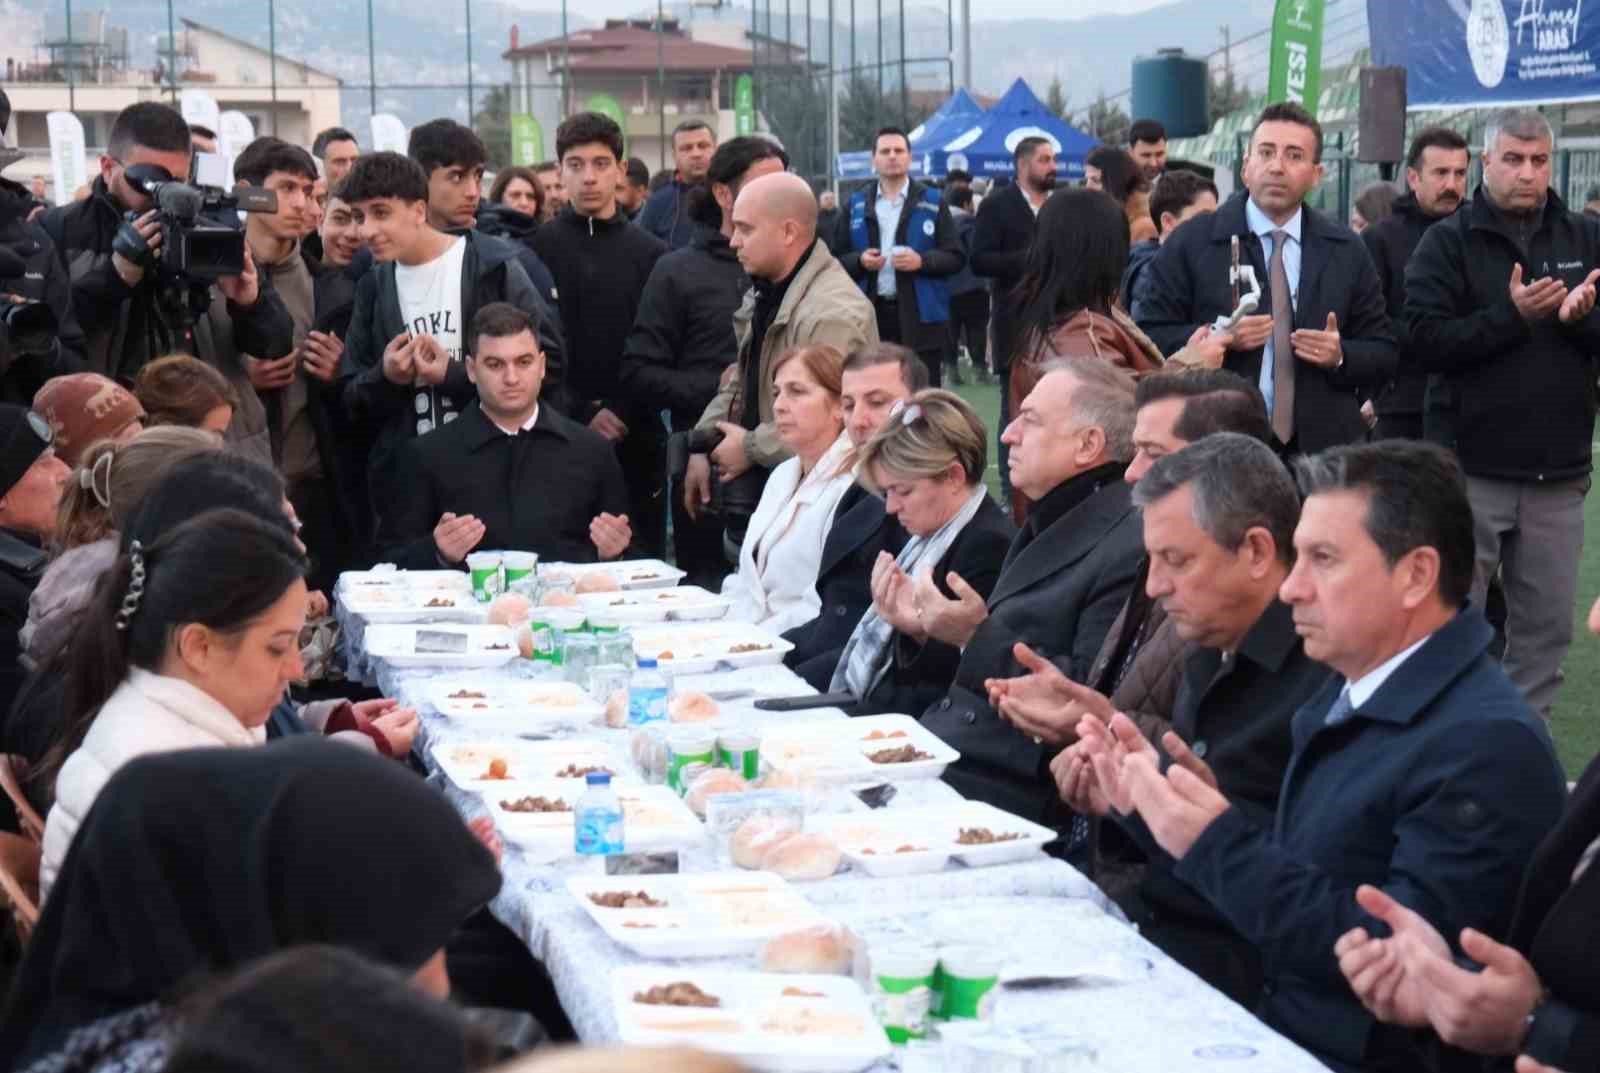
[686,173,877,538]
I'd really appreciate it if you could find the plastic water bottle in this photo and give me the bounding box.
[628,657,670,725]
[574,772,625,855]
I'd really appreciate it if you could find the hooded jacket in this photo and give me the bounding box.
[337,228,564,540]
[1360,190,1459,421]
[0,175,85,396]
[638,177,699,249]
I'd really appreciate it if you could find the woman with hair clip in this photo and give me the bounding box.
[20,426,218,670]
[831,389,1014,715]
[2,739,503,1072]
[38,507,311,894]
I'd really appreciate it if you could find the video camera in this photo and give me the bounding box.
[123,154,277,284]
[0,246,57,365]
[667,425,765,548]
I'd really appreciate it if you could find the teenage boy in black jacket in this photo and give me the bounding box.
[619,135,789,588]
[1360,126,1469,443]
[534,112,669,558]
[1405,108,1600,719]
[336,152,563,559]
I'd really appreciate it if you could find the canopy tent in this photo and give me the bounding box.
[833,87,987,180]
[921,78,1097,180]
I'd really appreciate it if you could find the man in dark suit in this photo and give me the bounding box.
[971,137,1057,506]
[918,357,1144,823]
[1096,440,1565,1073]
[834,128,965,388]
[783,343,927,687]
[1057,433,1334,1006]
[1137,102,1396,454]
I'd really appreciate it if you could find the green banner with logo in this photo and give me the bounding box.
[585,93,628,156]
[510,114,543,166]
[1267,0,1326,116]
[735,74,755,136]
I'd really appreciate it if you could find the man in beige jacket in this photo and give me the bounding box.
[684,172,876,537]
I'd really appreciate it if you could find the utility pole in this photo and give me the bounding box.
[465,0,474,127]
[269,0,279,135]
[657,0,665,174]
[960,0,970,92]
[166,0,177,105]
[367,0,377,117]
[561,0,570,119]
[64,0,75,113]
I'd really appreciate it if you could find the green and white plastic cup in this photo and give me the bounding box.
[870,946,937,1043]
[716,730,761,781]
[666,729,717,796]
[466,552,502,603]
[937,945,1003,1022]
[501,551,539,589]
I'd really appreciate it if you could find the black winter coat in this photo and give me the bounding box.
[618,227,746,431]
[385,402,628,568]
[783,483,907,690]
[1360,191,1459,421]
[338,230,564,542]
[1137,192,1397,453]
[832,179,965,352]
[922,471,1143,823]
[1405,186,1600,482]
[0,176,85,397]
[472,205,560,311]
[969,181,1040,371]
[533,207,668,422]
[37,177,294,385]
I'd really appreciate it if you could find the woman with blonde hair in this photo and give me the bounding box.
[832,389,1014,714]
[723,344,855,632]
[22,425,219,668]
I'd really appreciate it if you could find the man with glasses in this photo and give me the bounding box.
[534,112,669,556]
[37,102,294,392]
[1136,102,1395,456]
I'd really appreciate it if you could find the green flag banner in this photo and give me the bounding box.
[510,114,543,166]
[1267,0,1326,116]
[585,93,628,156]
[735,74,755,136]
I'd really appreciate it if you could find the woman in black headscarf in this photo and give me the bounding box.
[0,737,500,1071]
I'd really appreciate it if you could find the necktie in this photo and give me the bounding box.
[1324,688,1355,728]
[1268,229,1296,444]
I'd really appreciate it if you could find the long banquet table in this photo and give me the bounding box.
[339,578,1330,1073]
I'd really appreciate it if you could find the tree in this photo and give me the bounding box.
[1085,89,1130,145]
[474,84,512,168]
[1045,76,1069,119]
[1208,63,1252,127]
[837,73,936,153]
[762,67,827,179]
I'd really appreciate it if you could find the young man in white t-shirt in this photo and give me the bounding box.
[337,151,558,561]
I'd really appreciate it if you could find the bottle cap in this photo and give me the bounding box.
[637,657,658,669]
[585,771,612,786]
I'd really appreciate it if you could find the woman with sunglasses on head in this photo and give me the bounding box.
[833,389,1014,715]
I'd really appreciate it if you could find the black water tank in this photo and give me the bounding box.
[1131,48,1210,139]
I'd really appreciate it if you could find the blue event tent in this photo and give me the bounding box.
[834,87,987,180]
[921,78,1097,180]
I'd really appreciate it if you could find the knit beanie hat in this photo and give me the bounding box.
[32,374,146,467]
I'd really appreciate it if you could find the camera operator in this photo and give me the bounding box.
[36,103,294,422]
[0,89,87,400]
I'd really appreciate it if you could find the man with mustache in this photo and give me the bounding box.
[1360,126,1470,442]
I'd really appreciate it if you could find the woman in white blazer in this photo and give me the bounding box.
[41,508,309,896]
[724,344,855,633]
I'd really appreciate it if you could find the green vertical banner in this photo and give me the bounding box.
[1267,0,1326,116]
[510,114,543,166]
[585,93,628,156]
[735,74,755,136]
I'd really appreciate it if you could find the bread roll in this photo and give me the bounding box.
[575,572,621,594]
[668,691,720,722]
[759,832,841,881]
[486,592,533,626]
[730,815,799,869]
[515,624,535,660]
[759,924,855,975]
[540,591,579,608]
[604,690,629,729]
[684,768,748,817]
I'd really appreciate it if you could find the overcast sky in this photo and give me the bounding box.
[509,0,1180,22]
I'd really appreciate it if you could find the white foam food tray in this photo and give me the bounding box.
[337,573,485,624]
[538,559,687,591]
[567,870,828,958]
[427,679,605,731]
[577,584,732,624]
[612,967,891,1073]
[435,739,631,790]
[761,714,960,783]
[485,780,704,853]
[806,800,1055,876]
[630,623,794,675]
[362,624,518,668]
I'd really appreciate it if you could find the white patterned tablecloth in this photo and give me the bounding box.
[344,591,1327,1073]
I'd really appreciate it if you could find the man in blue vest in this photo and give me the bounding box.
[833,127,965,387]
